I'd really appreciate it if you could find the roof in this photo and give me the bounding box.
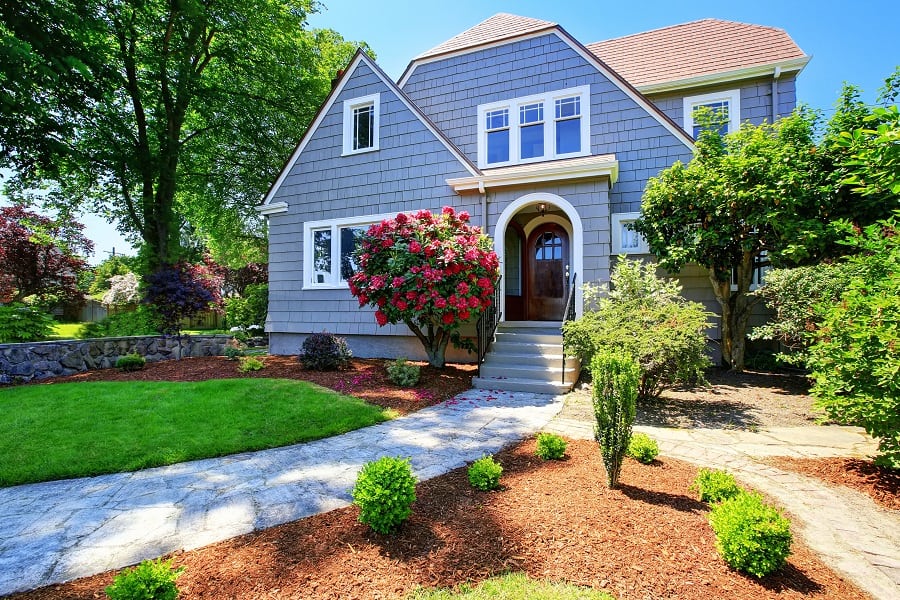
[446,154,619,193]
[416,13,556,60]
[586,19,809,92]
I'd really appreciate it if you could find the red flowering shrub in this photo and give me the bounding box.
[349,207,499,367]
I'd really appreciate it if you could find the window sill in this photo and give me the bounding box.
[341,147,379,157]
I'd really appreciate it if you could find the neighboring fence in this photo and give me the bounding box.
[0,334,232,383]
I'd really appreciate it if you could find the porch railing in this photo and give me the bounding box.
[561,272,577,384]
[476,275,502,377]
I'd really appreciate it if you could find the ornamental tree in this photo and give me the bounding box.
[144,261,223,336]
[348,207,499,368]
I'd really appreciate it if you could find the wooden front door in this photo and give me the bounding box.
[526,224,569,321]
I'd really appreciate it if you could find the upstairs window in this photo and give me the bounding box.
[477,85,591,168]
[683,90,740,139]
[342,93,380,155]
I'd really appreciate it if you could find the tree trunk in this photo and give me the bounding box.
[708,253,757,372]
[405,319,450,368]
[424,338,449,369]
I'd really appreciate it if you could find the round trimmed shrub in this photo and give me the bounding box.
[352,456,417,534]
[105,558,184,600]
[298,331,352,371]
[691,468,743,504]
[115,353,146,372]
[468,455,503,491]
[386,357,420,387]
[626,432,659,464]
[535,432,567,460]
[709,491,792,577]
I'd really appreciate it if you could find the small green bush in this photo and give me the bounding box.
[535,432,567,460]
[691,468,743,503]
[0,303,54,343]
[223,337,246,360]
[81,305,160,338]
[592,349,640,488]
[352,456,417,534]
[237,356,264,372]
[105,558,184,600]
[387,357,421,387]
[468,455,503,491]
[115,353,146,372]
[709,491,792,577]
[626,432,659,464]
[299,331,352,371]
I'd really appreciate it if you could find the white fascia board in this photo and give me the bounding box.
[256,201,288,215]
[447,157,618,193]
[637,56,811,96]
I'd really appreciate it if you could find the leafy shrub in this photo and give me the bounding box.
[115,353,146,372]
[626,432,659,464]
[224,283,268,329]
[237,356,264,372]
[691,468,743,504]
[709,491,792,577]
[352,456,417,534]
[535,432,567,460]
[591,349,640,488]
[808,217,900,468]
[387,357,420,387]
[468,455,503,491]
[299,331,352,371]
[0,303,54,343]
[223,337,246,360]
[144,261,222,335]
[80,305,160,338]
[105,557,184,600]
[564,258,712,400]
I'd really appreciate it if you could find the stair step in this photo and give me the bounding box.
[472,376,574,395]
[494,331,562,345]
[498,320,562,329]
[483,352,580,369]
[490,340,564,354]
[479,363,578,381]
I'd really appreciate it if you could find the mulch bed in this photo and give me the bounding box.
[769,457,900,512]
[34,356,476,416]
[10,438,868,600]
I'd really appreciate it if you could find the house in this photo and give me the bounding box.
[257,13,809,391]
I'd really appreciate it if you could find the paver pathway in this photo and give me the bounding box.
[546,396,900,600]
[0,389,564,596]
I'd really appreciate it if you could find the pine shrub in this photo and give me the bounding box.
[591,349,640,488]
[626,432,659,464]
[691,468,743,503]
[468,455,503,491]
[535,432,567,460]
[105,558,184,600]
[352,456,417,534]
[115,353,146,372]
[387,357,420,387]
[709,491,792,577]
[298,331,352,371]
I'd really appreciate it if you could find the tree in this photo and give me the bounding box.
[102,272,140,306]
[348,207,500,368]
[144,260,223,335]
[86,254,139,298]
[0,205,92,304]
[632,111,825,370]
[1,1,366,270]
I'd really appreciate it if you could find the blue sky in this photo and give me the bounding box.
[11,0,900,262]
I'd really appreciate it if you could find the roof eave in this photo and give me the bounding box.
[447,157,619,193]
[637,56,811,95]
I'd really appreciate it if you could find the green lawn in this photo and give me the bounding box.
[408,573,614,599]
[0,379,393,486]
[47,322,84,340]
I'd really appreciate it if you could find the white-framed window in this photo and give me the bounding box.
[304,212,401,288]
[342,93,380,155]
[476,85,591,168]
[611,212,649,254]
[683,89,741,138]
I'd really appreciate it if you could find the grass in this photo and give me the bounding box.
[0,379,393,486]
[47,322,85,340]
[408,573,614,599]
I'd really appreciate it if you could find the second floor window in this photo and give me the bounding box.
[342,93,380,155]
[683,90,740,139]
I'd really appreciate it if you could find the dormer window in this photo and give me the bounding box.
[477,85,590,168]
[683,90,740,138]
[342,93,380,155]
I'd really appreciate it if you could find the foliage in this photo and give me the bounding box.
[407,571,614,599]
[222,262,268,296]
[626,432,659,464]
[224,283,268,329]
[467,455,503,491]
[237,356,265,373]
[535,432,568,460]
[298,331,352,371]
[79,305,160,338]
[115,353,146,372]
[563,258,712,400]
[748,264,847,367]
[0,205,91,304]
[1,1,367,269]
[349,207,500,368]
[691,468,743,504]
[144,261,223,335]
[386,357,421,387]
[352,456,417,534]
[808,216,900,468]
[102,272,141,306]
[591,349,640,489]
[0,303,54,343]
[105,558,184,600]
[223,338,246,360]
[708,491,792,578]
[87,255,138,298]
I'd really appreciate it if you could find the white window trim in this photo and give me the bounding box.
[683,89,741,138]
[731,251,769,292]
[303,212,400,290]
[611,212,649,254]
[476,85,591,169]
[342,93,380,156]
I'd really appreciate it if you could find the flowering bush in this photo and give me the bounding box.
[102,272,141,306]
[348,207,499,368]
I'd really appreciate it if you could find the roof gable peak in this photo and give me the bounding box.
[416,13,557,60]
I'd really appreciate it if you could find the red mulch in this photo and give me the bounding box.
[34,356,476,416]
[9,439,868,600]
[769,457,900,512]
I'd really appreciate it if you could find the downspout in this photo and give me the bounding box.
[771,66,782,121]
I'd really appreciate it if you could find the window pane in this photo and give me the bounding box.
[556,117,581,154]
[520,123,544,159]
[621,223,640,250]
[487,128,509,164]
[353,104,374,150]
[692,101,729,137]
[312,229,332,284]
[339,226,366,280]
[555,96,580,119]
[519,103,543,124]
[486,108,509,130]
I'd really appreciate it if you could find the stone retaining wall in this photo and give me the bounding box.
[0,335,232,383]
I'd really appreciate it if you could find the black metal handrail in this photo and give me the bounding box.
[561,272,577,384]
[476,275,502,377]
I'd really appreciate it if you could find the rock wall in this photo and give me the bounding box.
[0,335,232,383]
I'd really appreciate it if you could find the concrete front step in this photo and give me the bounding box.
[482,352,580,369]
[479,363,579,382]
[471,375,575,395]
[494,331,562,345]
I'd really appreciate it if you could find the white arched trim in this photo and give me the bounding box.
[494,193,584,322]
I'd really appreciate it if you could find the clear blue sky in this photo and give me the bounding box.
[11,0,900,262]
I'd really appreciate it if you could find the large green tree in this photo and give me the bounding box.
[1,0,365,270]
